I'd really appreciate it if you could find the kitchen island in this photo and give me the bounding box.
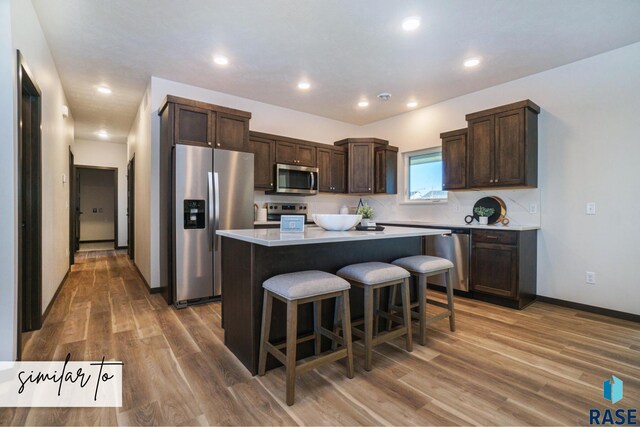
[217,225,449,374]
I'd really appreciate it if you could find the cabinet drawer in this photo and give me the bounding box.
[472,230,517,245]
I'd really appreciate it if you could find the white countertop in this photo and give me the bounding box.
[218,225,450,247]
[376,219,540,231]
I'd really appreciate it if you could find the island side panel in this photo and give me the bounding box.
[223,236,422,375]
[221,237,257,374]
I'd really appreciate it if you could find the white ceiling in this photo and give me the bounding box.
[32,0,640,144]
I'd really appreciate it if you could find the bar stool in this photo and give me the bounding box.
[258,270,354,406]
[335,262,412,371]
[389,255,456,346]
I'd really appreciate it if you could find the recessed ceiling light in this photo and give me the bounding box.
[96,85,111,95]
[464,58,481,68]
[213,55,229,66]
[402,16,421,31]
[297,81,311,90]
[95,129,109,139]
[358,100,369,108]
[407,101,418,108]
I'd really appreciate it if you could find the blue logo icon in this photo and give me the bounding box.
[604,375,623,404]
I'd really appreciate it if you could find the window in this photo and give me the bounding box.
[404,148,447,202]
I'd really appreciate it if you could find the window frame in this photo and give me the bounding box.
[401,147,448,205]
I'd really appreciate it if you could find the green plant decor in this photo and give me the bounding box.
[474,206,495,218]
[356,205,374,219]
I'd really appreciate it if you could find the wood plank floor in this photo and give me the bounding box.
[1,250,638,426]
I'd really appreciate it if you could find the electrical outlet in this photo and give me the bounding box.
[586,202,596,215]
[529,203,538,214]
[586,271,596,284]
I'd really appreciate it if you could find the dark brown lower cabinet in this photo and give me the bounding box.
[470,229,537,309]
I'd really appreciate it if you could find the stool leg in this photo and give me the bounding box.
[313,300,322,356]
[400,278,413,352]
[386,285,396,331]
[446,268,456,332]
[417,274,427,346]
[331,295,342,351]
[285,300,298,406]
[340,290,354,379]
[258,291,273,376]
[363,285,374,371]
[373,288,380,337]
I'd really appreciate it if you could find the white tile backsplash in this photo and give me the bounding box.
[255,188,541,228]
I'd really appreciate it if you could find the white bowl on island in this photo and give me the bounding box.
[312,214,362,231]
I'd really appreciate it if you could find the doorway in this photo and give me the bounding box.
[17,51,42,359]
[74,166,118,252]
[69,148,75,265]
[127,155,135,260]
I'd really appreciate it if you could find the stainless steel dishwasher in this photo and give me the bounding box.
[423,228,470,291]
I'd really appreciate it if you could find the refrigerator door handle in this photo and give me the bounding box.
[214,172,220,251]
[207,172,214,252]
[310,171,315,191]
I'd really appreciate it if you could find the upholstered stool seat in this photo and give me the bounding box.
[335,262,412,371]
[392,255,453,274]
[259,270,354,406]
[390,255,456,345]
[263,270,350,300]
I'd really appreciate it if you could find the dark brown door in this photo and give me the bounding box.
[17,51,43,352]
[175,104,212,146]
[442,133,467,190]
[74,168,81,251]
[471,243,518,298]
[317,148,332,192]
[250,137,275,190]
[127,156,135,259]
[216,113,248,151]
[467,116,494,188]
[296,144,316,167]
[349,143,373,193]
[494,109,525,186]
[332,150,346,193]
[275,140,297,164]
[69,149,75,266]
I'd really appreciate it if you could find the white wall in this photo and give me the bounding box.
[0,0,17,362]
[0,0,75,360]
[360,42,640,315]
[127,85,152,283]
[73,139,128,247]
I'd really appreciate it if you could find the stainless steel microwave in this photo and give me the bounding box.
[271,163,319,195]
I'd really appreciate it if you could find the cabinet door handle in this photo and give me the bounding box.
[490,179,494,183]
[486,235,498,239]
[208,141,212,146]
[216,142,221,147]
[495,178,499,183]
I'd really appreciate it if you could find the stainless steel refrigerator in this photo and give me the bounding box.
[174,146,254,307]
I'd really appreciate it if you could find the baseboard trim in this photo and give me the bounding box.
[42,268,70,323]
[537,296,640,323]
[79,239,115,244]
[132,262,162,294]
[116,245,128,250]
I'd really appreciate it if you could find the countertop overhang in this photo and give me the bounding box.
[218,225,450,247]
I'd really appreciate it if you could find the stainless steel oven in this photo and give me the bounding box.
[271,163,318,195]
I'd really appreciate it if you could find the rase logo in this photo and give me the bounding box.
[589,375,637,425]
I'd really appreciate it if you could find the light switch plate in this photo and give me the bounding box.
[586,202,596,215]
[529,203,538,214]
[586,271,596,284]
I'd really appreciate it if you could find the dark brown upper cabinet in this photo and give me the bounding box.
[216,112,249,152]
[374,146,398,194]
[249,134,275,191]
[465,100,539,189]
[440,128,467,190]
[334,138,398,194]
[275,140,316,167]
[317,147,346,193]
[174,104,213,147]
[163,95,252,151]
